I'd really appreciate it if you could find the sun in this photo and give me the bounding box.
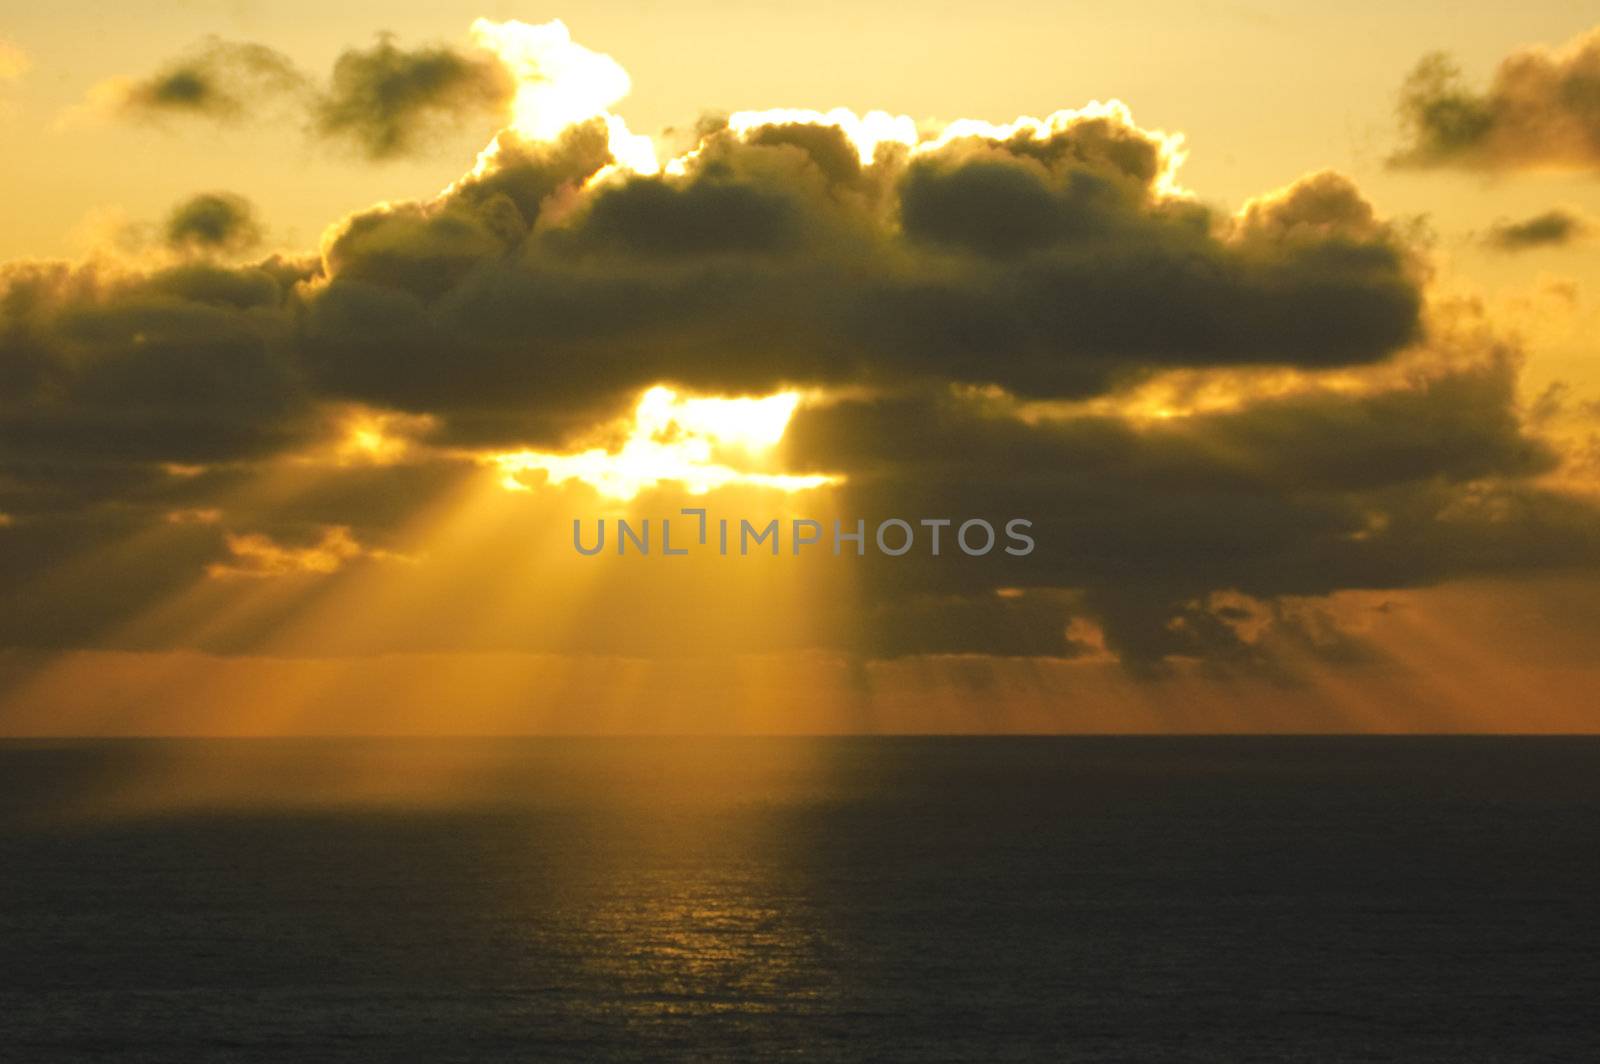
[489,386,840,500]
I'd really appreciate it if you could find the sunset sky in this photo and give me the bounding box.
[2,2,1599,733]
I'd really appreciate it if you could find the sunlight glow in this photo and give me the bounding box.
[924,101,1191,198]
[469,17,659,176]
[724,108,922,165]
[208,526,364,579]
[489,386,839,500]
[332,408,437,466]
[717,100,1189,197]
[463,20,1185,191]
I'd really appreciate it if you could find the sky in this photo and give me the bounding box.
[2,2,1599,734]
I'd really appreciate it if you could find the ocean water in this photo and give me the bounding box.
[1,737,1597,1062]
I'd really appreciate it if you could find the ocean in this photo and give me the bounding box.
[1,737,1596,1062]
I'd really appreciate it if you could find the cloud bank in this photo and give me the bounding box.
[5,18,1599,677]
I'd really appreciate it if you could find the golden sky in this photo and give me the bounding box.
[2,3,1599,733]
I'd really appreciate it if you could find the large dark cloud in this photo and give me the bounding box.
[0,256,315,473]
[777,347,1596,669]
[1392,27,1600,171]
[4,87,1597,672]
[294,118,1421,442]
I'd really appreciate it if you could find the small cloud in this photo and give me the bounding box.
[1539,275,1580,305]
[207,525,364,578]
[1391,27,1600,171]
[206,525,415,578]
[79,32,512,160]
[165,192,263,256]
[164,508,223,526]
[89,37,308,124]
[315,35,514,159]
[1481,208,1592,252]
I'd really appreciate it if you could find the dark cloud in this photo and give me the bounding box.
[165,192,263,255]
[1481,208,1592,252]
[98,64,1422,440]
[314,35,515,159]
[778,349,1592,669]
[113,38,307,122]
[0,257,314,473]
[1392,28,1600,171]
[107,34,511,159]
[292,122,1421,442]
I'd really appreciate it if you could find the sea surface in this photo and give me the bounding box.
[1,737,1597,1062]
